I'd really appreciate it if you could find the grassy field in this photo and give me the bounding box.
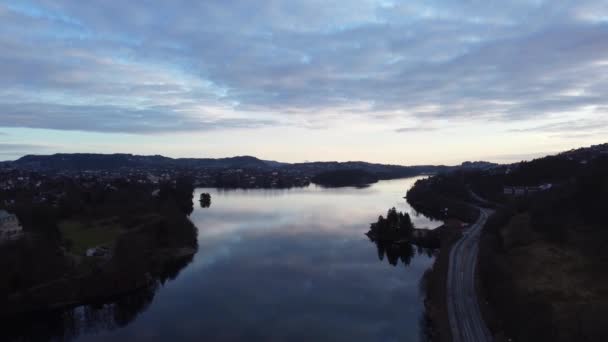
[59,219,123,256]
[480,212,608,341]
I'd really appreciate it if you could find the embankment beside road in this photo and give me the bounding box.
[420,225,462,342]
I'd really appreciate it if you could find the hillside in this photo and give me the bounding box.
[406,142,608,341]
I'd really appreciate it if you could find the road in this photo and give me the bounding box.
[447,207,493,342]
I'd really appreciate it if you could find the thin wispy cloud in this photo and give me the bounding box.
[0,143,49,150]
[395,124,438,133]
[0,102,280,134]
[509,117,608,133]
[0,142,51,158]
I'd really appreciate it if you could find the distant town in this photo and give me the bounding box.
[2,144,607,239]
[0,153,507,219]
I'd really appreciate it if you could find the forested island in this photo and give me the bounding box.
[367,207,414,241]
[199,193,211,208]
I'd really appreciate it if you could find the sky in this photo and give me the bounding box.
[0,0,607,165]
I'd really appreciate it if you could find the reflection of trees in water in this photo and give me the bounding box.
[373,240,435,267]
[418,268,435,342]
[418,310,434,342]
[417,245,435,258]
[3,284,156,341]
[368,225,438,342]
[81,283,157,334]
[3,254,195,342]
[159,253,195,285]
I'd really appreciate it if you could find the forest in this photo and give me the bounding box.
[0,175,198,317]
[407,147,608,341]
[366,207,414,241]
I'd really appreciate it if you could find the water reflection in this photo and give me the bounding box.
[367,236,438,342]
[5,177,439,342]
[3,285,156,342]
[372,240,437,266]
[3,254,195,342]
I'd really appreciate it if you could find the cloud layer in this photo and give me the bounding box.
[0,0,607,135]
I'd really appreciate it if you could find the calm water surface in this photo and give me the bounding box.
[33,177,441,341]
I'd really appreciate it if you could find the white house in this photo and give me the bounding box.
[85,246,110,257]
[0,210,23,241]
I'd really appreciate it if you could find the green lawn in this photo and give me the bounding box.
[59,219,123,256]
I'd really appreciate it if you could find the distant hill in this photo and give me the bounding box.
[459,161,498,170]
[9,153,500,179]
[287,161,450,179]
[289,160,498,179]
[13,153,275,171]
[497,143,608,186]
[558,143,608,162]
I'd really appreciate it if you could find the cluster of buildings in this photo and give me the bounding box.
[0,163,313,215]
[0,168,51,206]
[207,168,310,188]
[0,167,172,210]
[503,183,553,196]
[183,166,312,189]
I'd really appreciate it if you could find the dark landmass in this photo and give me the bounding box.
[477,154,608,341]
[312,169,379,187]
[0,171,198,319]
[14,153,278,171]
[4,153,497,189]
[12,153,456,175]
[290,161,452,179]
[406,174,480,223]
[407,142,608,342]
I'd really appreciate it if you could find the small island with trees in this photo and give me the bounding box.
[366,207,414,242]
[199,193,211,208]
[366,207,446,249]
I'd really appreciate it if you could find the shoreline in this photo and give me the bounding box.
[421,225,463,342]
[407,189,494,341]
[0,246,197,319]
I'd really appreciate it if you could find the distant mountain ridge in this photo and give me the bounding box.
[9,153,500,177]
[13,153,278,171]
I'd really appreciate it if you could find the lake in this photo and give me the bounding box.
[12,177,441,342]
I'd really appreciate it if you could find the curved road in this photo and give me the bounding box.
[447,207,493,342]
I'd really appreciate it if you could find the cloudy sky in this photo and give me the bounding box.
[0,0,606,164]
